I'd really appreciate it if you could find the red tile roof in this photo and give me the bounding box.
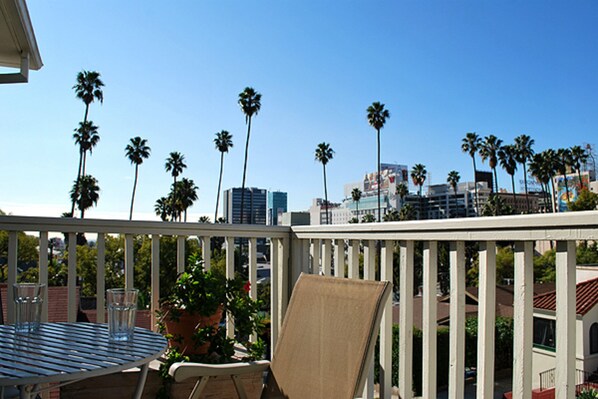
[533,277,598,316]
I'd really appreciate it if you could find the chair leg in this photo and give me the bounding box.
[189,376,210,399]
[231,375,248,399]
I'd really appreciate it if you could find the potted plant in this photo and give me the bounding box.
[157,254,266,398]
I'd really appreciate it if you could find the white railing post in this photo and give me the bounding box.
[555,241,576,399]
[422,241,438,399]
[399,240,414,399]
[96,234,106,323]
[449,241,465,399]
[334,239,344,278]
[39,231,49,322]
[7,231,17,323]
[271,238,280,352]
[67,232,77,323]
[150,234,160,331]
[477,241,496,399]
[124,234,134,290]
[513,241,533,399]
[310,239,320,275]
[202,236,211,271]
[290,237,308,288]
[176,236,186,274]
[321,239,332,276]
[379,240,394,399]
[348,239,359,279]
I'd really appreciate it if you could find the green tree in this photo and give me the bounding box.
[174,178,198,222]
[367,101,390,222]
[125,136,151,220]
[529,150,558,213]
[514,134,535,213]
[568,188,598,211]
[314,142,334,225]
[411,163,427,219]
[399,204,416,221]
[70,174,100,218]
[71,121,100,216]
[396,182,408,206]
[214,130,233,222]
[481,194,514,217]
[498,144,519,203]
[238,87,262,225]
[479,135,503,192]
[155,196,172,221]
[361,213,376,223]
[383,208,400,221]
[447,170,460,218]
[351,187,362,218]
[461,132,481,212]
[570,145,589,189]
[165,151,187,220]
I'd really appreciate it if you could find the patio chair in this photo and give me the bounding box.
[169,273,392,399]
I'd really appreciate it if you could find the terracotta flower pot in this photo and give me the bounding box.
[163,306,224,355]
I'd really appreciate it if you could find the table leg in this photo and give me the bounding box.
[133,363,150,399]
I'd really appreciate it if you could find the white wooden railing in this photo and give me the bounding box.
[2,211,598,399]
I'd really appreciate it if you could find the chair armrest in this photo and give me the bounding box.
[169,360,271,382]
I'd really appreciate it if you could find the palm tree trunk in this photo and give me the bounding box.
[215,153,224,222]
[578,169,584,190]
[377,129,381,222]
[82,151,88,176]
[522,163,530,213]
[472,156,479,213]
[511,174,516,204]
[492,167,498,193]
[70,150,85,217]
[550,177,557,213]
[240,117,252,225]
[129,164,139,220]
[323,164,329,225]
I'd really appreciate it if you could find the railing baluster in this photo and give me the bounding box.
[150,234,160,331]
[176,236,185,274]
[348,239,359,279]
[422,240,438,399]
[201,236,211,270]
[291,237,308,287]
[124,234,134,290]
[7,231,17,323]
[279,236,290,320]
[311,239,320,275]
[96,233,106,323]
[225,237,235,339]
[477,241,496,399]
[513,241,533,399]
[321,239,332,276]
[362,239,376,399]
[39,231,49,322]
[449,241,465,399]
[555,241,576,399]
[379,240,394,399]
[334,239,344,278]
[271,238,280,353]
[399,240,414,399]
[67,232,77,323]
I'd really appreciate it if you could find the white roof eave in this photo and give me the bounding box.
[0,0,42,72]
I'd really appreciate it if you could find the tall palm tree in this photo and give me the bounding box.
[514,134,535,213]
[447,170,460,218]
[461,132,481,212]
[165,151,187,216]
[315,142,334,225]
[73,70,104,124]
[175,178,198,222]
[498,144,518,203]
[396,182,408,205]
[479,134,503,192]
[70,175,100,219]
[351,188,362,219]
[529,152,554,213]
[542,149,559,212]
[71,121,99,216]
[214,130,233,221]
[125,137,151,220]
[557,148,573,207]
[238,87,262,224]
[366,101,390,222]
[570,145,589,189]
[155,196,171,221]
[411,163,427,219]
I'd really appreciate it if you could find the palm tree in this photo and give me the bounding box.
[70,175,100,219]
[461,132,481,211]
[155,196,171,221]
[396,182,408,205]
[529,152,554,212]
[514,134,535,213]
[175,178,198,222]
[498,144,518,203]
[447,170,460,218]
[198,216,211,223]
[411,163,427,219]
[165,152,187,216]
[71,121,99,216]
[315,142,334,225]
[557,148,573,207]
[73,70,104,124]
[238,87,262,224]
[399,204,416,221]
[383,208,400,222]
[125,137,151,220]
[570,145,589,189]
[214,130,233,221]
[366,101,390,222]
[479,135,503,192]
[361,214,376,223]
[351,188,362,219]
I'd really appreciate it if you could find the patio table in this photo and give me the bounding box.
[0,322,167,399]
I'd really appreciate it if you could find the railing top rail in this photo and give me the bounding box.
[0,215,291,238]
[291,211,598,241]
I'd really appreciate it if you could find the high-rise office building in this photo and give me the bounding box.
[267,191,288,226]
[223,187,267,225]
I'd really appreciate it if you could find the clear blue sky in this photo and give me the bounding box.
[2,1,597,220]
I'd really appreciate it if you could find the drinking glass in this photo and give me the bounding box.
[13,283,45,333]
[107,288,138,341]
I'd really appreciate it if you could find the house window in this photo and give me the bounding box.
[591,323,598,354]
[533,317,556,351]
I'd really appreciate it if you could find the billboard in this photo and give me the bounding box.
[554,172,590,212]
[363,164,408,194]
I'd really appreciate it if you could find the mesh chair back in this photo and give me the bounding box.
[262,274,391,399]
